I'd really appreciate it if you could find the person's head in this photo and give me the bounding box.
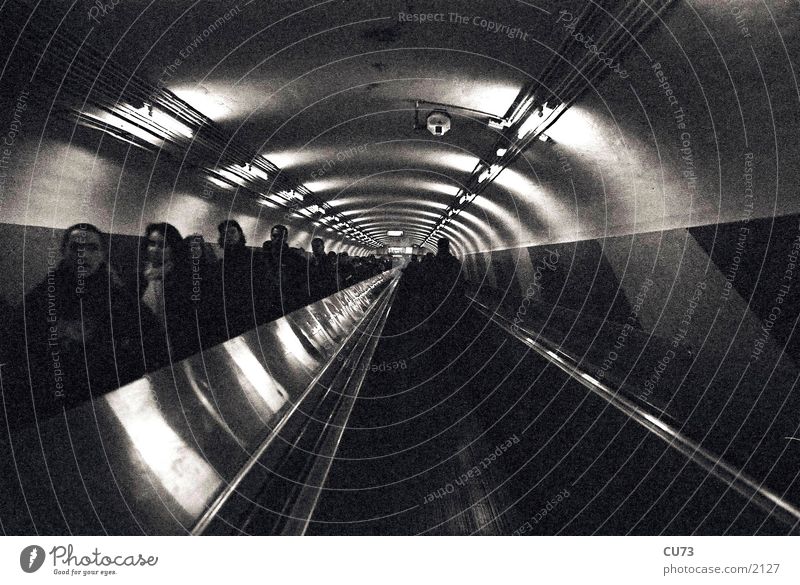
[217,219,246,249]
[327,251,336,260]
[270,224,289,248]
[60,223,107,277]
[144,222,184,266]
[437,237,451,255]
[311,237,325,256]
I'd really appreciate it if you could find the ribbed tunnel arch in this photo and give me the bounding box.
[2,0,800,543]
[2,0,796,253]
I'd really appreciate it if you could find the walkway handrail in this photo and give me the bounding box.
[469,294,800,532]
[0,271,398,535]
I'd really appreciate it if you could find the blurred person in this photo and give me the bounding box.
[426,236,466,324]
[402,254,422,285]
[350,257,366,283]
[397,255,425,327]
[217,219,262,337]
[363,257,376,279]
[11,223,142,423]
[327,250,339,293]
[370,256,382,276]
[262,224,305,318]
[335,252,355,290]
[307,237,335,301]
[419,252,435,290]
[433,237,461,280]
[138,222,196,369]
[184,233,224,348]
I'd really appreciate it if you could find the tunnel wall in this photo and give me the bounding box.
[441,1,800,256]
[463,213,800,455]
[464,212,800,378]
[0,88,366,307]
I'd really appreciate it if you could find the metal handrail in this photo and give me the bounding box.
[286,279,399,535]
[469,294,800,531]
[193,276,399,535]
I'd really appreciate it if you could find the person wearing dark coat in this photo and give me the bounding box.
[11,223,142,425]
[335,252,355,291]
[430,238,464,294]
[216,219,263,337]
[262,224,305,319]
[184,233,224,348]
[416,238,466,332]
[306,237,336,302]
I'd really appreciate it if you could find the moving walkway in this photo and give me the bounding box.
[1,272,798,535]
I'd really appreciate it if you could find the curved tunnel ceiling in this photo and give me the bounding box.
[6,0,799,257]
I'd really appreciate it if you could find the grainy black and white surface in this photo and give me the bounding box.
[0,0,799,538]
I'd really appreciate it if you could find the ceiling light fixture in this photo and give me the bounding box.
[134,104,194,138]
[207,176,234,190]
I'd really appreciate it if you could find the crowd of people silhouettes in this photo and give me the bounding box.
[1,220,390,426]
[396,236,467,334]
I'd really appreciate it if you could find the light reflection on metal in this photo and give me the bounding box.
[275,318,318,367]
[223,337,290,414]
[277,189,302,202]
[106,378,223,518]
[0,271,396,535]
[424,182,462,197]
[180,361,242,445]
[245,164,270,182]
[508,95,535,125]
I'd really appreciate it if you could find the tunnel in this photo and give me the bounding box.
[0,0,799,538]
